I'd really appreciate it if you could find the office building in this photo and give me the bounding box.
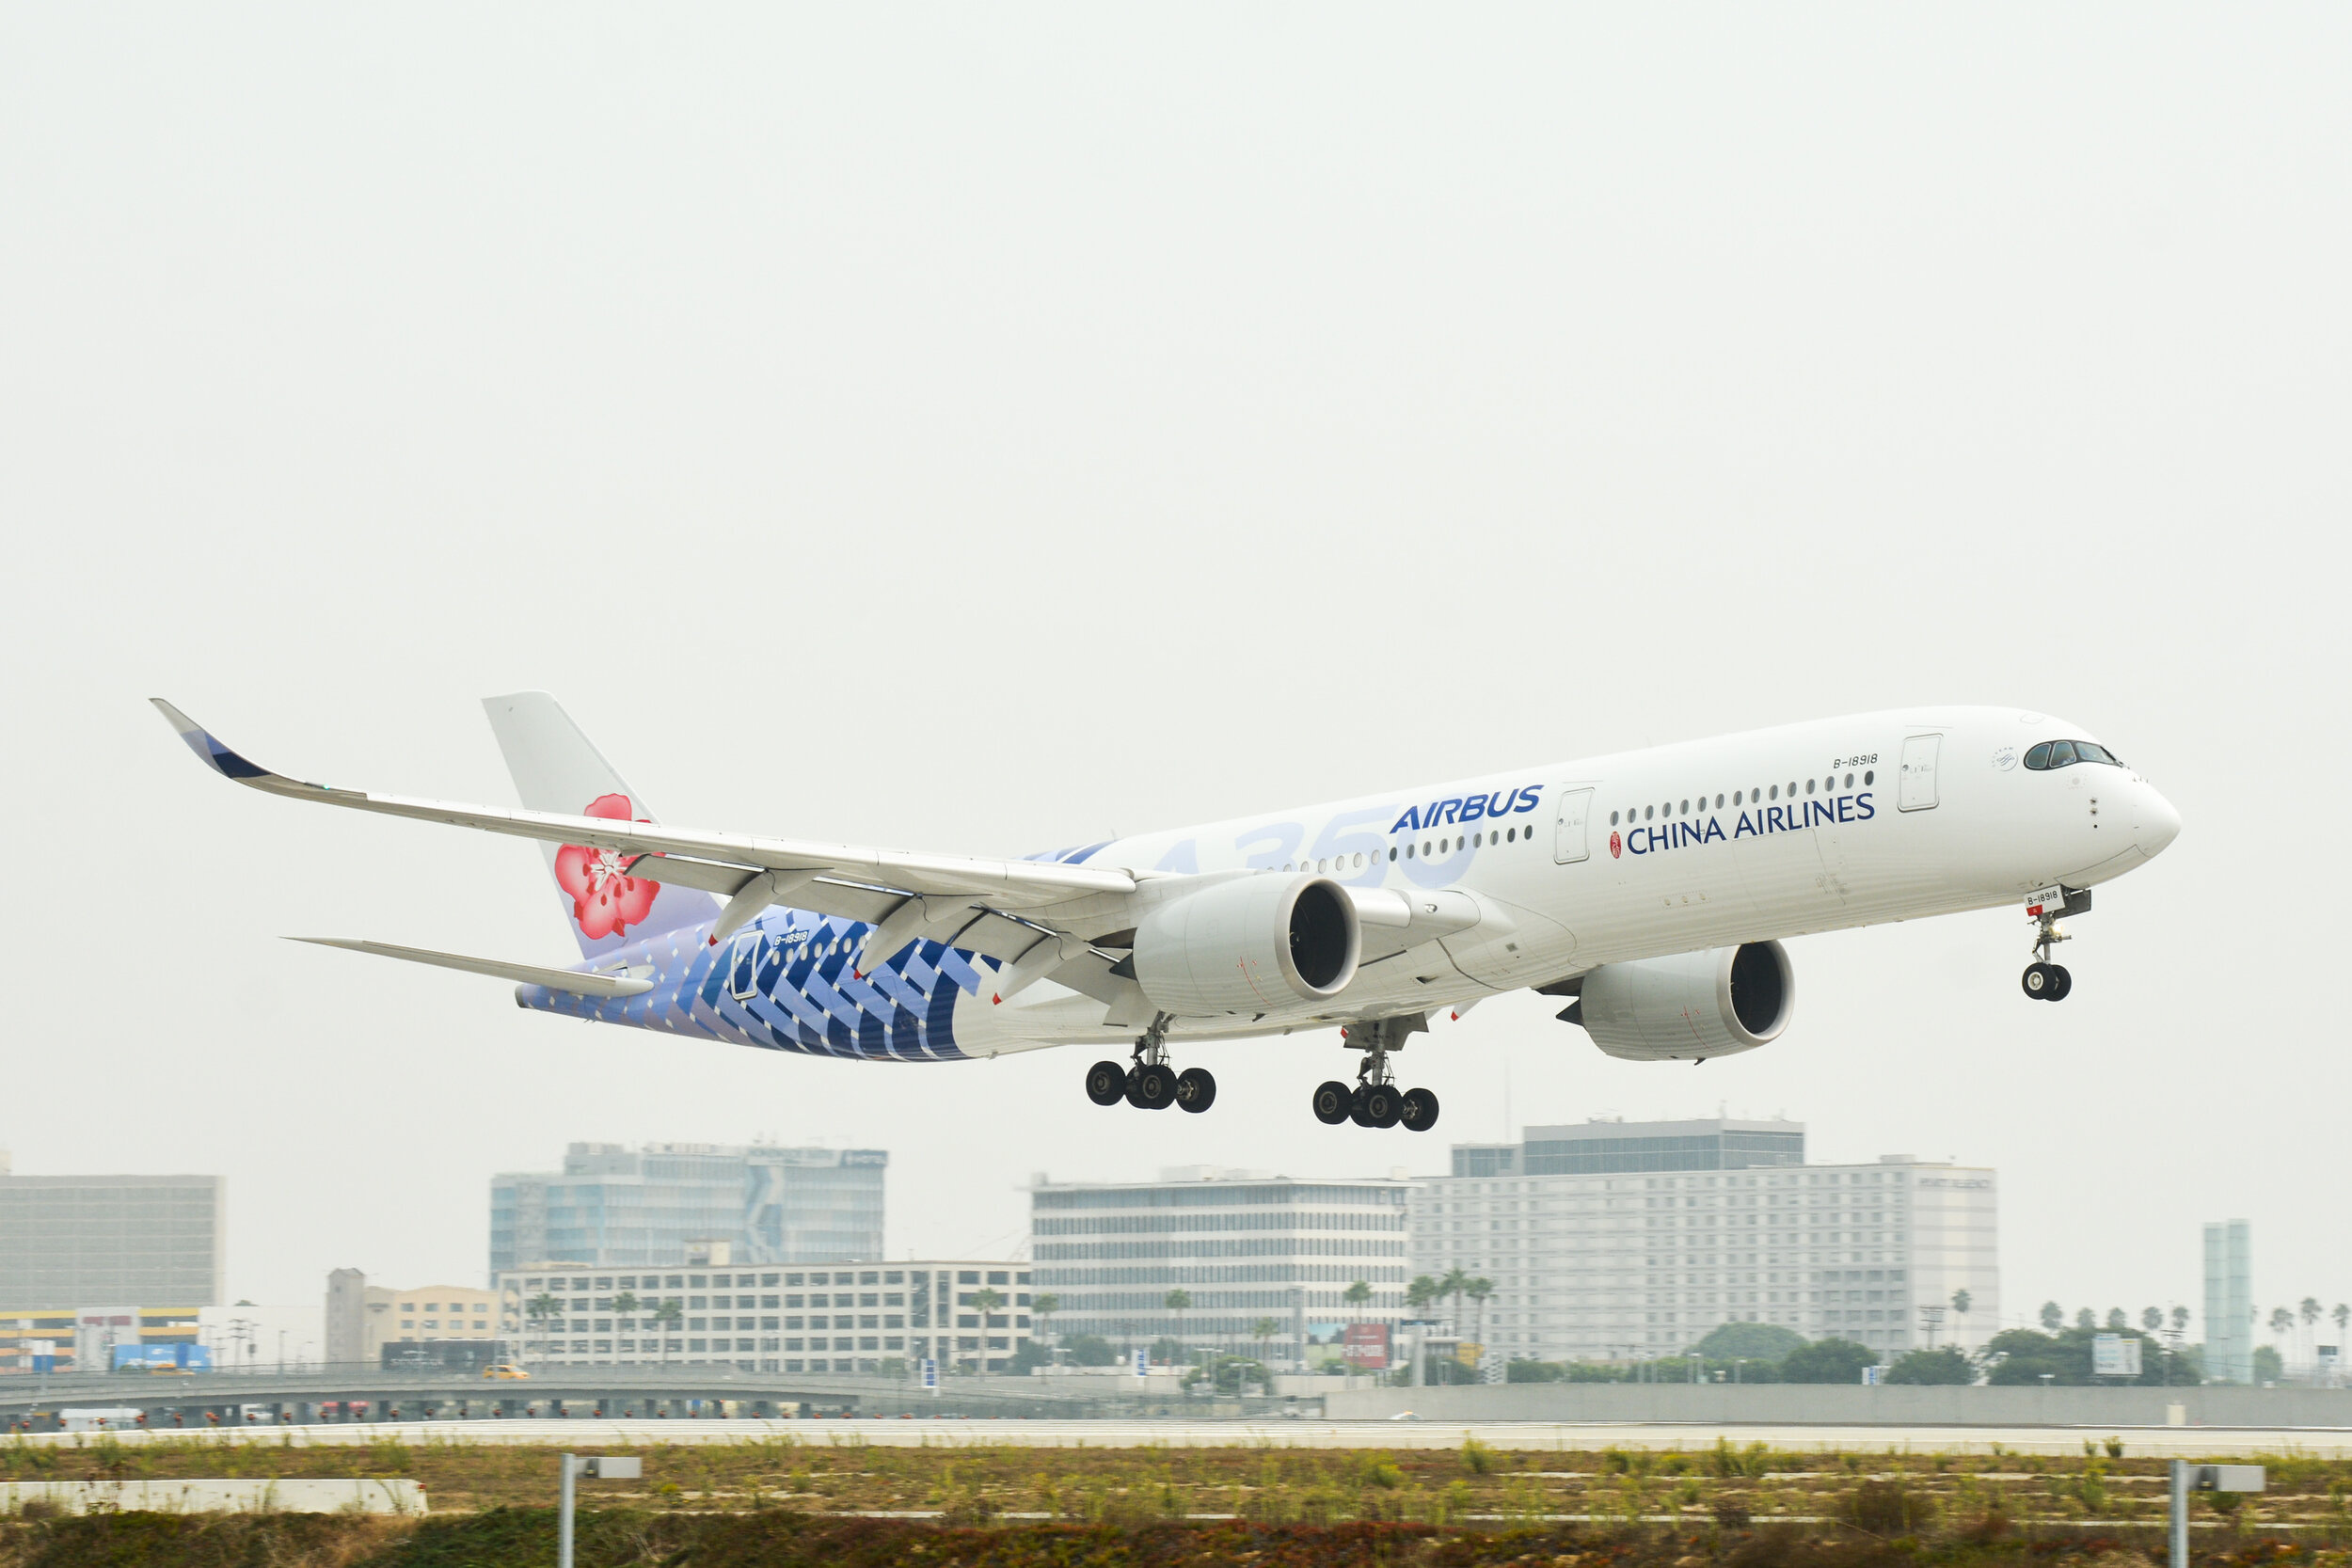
[1030,1165,1412,1360]
[489,1143,886,1275]
[324,1268,501,1366]
[0,1307,200,1375]
[2202,1219,2252,1384]
[0,1152,225,1310]
[495,1258,1034,1373]
[1413,1118,1998,1362]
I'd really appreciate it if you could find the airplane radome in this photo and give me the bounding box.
[155,696,2180,1133]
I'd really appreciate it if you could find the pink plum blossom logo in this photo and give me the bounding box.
[556,794,660,940]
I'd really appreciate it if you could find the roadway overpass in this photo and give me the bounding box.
[0,1365,1252,1428]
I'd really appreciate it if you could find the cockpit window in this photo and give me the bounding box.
[2024,738,2125,771]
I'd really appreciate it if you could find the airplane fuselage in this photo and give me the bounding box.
[516,705,2179,1064]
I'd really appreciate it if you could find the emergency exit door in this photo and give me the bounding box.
[1553,787,1595,863]
[1899,734,1942,812]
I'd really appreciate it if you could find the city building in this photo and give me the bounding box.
[495,1258,1035,1373]
[1413,1118,1999,1363]
[324,1268,501,1366]
[488,1143,886,1275]
[2202,1219,2252,1384]
[1030,1165,1413,1363]
[0,1306,200,1375]
[0,1151,225,1310]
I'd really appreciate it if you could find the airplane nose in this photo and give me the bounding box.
[2137,785,2182,857]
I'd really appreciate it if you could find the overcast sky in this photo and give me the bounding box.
[5,6,2346,1338]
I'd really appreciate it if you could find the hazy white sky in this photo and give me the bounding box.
[4,6,2346,1337]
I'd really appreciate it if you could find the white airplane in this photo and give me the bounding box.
[156,696,2179,1132]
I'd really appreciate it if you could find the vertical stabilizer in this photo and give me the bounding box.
[483,691,719,958]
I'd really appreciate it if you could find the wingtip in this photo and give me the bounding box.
[151,699,273,781]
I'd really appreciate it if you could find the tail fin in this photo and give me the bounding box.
[483,691,719,958]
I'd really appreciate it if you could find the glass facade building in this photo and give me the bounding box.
[2201,1218,2252,1384]
[488,1143,885,1276]
[0,1162,224,1312]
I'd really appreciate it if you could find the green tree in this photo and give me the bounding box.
[2075,1307,2097,1331]
[1165,1288,1191,1360]
[2334,1303,2350,1348]
[2040,1301,2064,1332]
[2106,1307,2127,1330]
[1883,1346,1973,1385]
[2171,1305,2191,1336]
[1251,1317,1279,1363]
[2253,1345,2283,1384]
[1693,1322,1805,1364]
[1780,1338,1877,1384]
[525,1292,561,1361]
[612,1290,640,1324]
[1062,1333,1117,1367]
[2141,1306,2163,1333]
[1406,1275,1438,1315]
[1439,1267,1470,1329]
[1343,1279,1373,1314]
[1030,1291,1058,1348]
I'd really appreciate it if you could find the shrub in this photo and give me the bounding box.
[1460,1436,1495,1475]
[1838,1480,1937,1536]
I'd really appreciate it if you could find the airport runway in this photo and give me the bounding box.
[25,1418,2350,1457]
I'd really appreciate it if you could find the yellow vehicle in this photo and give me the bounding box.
[481,1363,532,1381]
[147,1365,195,1376]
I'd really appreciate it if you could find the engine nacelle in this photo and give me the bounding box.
[1132,875,1360,1016]
[1574,941,1794,1061]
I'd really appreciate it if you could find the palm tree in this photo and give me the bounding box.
[1031,1292,1058,1362]
[1440,1267,1471,1332]
[2106,1307,2127,1331]
[2170,1305,2191,1337]
[1467,1277,1495,1355]
[2040,1301,2064,1332]
[525,1292,560,1361]
[1406,1275,1438,1316]
[651,1298,683,1364]
[1343,1279,1373,1316]
[2141,1306,2163,1332]
[2301,1298,2323,1372]
[1250,1316,1278,1367]
[2334,1303,2350,1367]
[1163,1289,1191,1364]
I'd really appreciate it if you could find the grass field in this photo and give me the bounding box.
[4,1433,2348,1565]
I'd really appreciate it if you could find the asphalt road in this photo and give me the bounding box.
[17,1418,2346,1457]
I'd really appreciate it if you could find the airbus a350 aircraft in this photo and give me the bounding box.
[157,696,2179,1132]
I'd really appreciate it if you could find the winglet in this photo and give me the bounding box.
[151,699,276,782]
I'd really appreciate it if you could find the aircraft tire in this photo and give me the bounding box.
[1399,1086,1440,1132]
[1175,1067,1217,1114]
[1361,1084,1403,1129]
[2046,964,2073,1001]
[1129,1062,1179,1110]
[1311,1080,1354,1125]
[1086,1060,1129,1106]
[2021,962,2053,1000]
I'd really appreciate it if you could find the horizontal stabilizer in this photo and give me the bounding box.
[289,937,655,996]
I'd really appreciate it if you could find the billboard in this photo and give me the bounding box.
[1343,1323,1391,1369]
[2091,1334,2143,1378]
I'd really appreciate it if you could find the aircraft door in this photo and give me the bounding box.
[1899,734,1942,812]
[1553,787,1595,863]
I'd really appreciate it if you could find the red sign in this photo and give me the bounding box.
[1343,1323,1391,1369]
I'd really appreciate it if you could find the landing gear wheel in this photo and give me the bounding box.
[1359,1083,1403,1129]
[1085,1060,1129,1106]
[2022,962,2054,1000]
[1174,1067,1217,1114]
[1348,1084,1374,1126]
[1399,1086,1440,1132]
[1127,1062,1178,1110]
[2045,964,2072,1001]
[1311,1080,1354,1126]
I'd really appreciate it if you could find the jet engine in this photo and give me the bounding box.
[1132,875,1360,1016]
[1565,941,1793,1061]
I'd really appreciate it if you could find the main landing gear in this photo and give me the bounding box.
[2021,895,2079,1002]
[1314,1016,1440,1132]
[1085,1012,1216,1114]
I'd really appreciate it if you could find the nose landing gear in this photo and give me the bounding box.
[2021,887,2084,1001]
[1315,1016,1440,1132]
[1084,1012,1217,1113]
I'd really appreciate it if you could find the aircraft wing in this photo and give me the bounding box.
[153,701,1156,987]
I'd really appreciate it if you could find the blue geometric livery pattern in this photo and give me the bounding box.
[516,907,991,1062]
